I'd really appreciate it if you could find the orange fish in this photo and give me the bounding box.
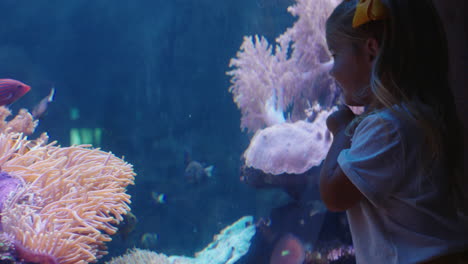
[0,79,31,106]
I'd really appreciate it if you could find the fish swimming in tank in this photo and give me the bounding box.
[151,191,166,204]
[32,87,55,119]
[140,233,159,249]
[0,79,31,106]
[116,211,138,240]
[184,151,214,184]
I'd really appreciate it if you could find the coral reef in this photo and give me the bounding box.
[0,107,136,264]
[228,0,343,192]
[106,216,256,264]
[0,107,38,136]
[106,249,171,264]
[238,106,336,197]
[227,0,340,133]
[227,3,357,263]
[243,109,333,175]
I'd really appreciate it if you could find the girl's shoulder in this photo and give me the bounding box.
[355,101,431,137]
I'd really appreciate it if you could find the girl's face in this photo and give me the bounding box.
[327,38,374,106]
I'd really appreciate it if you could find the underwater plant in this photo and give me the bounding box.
[228,0,341,189]
[227,0,340,133]
[0,107,135,264]
[106,216,256,264]
[243,109,333,175]
[227,1,356,262]
[105,249,171,264]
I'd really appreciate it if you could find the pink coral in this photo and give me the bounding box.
[227,0,340,133]
[243,108,334,175]
[0,139,135,264]
[0,107,38,135]
[228,35,298,132]
[0,107,136,264]
[106,249,171,264]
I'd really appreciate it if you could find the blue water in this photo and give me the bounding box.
[0,0,353,263]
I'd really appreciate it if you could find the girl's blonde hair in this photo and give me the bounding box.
[326,0,464,209]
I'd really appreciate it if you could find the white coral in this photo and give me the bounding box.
[227,0,339,132]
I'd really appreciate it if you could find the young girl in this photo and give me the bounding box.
[319,0,468,263]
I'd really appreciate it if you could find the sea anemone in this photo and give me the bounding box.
[0,107,136,264]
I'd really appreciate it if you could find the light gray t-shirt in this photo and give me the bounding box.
[337,105,468,264]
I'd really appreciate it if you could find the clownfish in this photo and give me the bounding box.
[0,79,31,106]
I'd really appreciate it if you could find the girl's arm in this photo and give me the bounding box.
[320,108,364,211]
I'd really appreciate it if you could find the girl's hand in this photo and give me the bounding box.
[326,106,356,135]
[320,105,363,211]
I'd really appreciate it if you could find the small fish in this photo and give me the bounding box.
[151,191,166,204]
[32,87,55,119]
[0,79,31,106]
[184,151,214,184]
[116,211,138,240]
[140,233,159,248]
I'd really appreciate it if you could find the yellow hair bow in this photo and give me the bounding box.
[352,0,389,28]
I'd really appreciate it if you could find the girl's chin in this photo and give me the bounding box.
[343,98,365,107]
[346,102,365,107]
[343,93,369,107]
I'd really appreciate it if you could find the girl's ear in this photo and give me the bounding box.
[365,38,380,61]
